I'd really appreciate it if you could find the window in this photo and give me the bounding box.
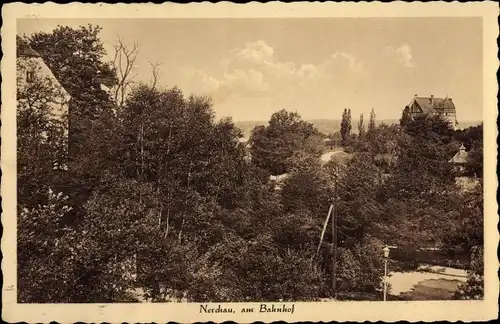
[26,71,35,83]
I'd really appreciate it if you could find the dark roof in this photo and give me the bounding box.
[410,95,456,114]
[16,36,41,58]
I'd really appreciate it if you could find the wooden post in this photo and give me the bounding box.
[317,204,334,257]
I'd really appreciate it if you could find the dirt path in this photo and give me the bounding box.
[320,150,343,163]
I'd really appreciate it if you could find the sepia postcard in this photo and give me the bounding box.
[1,2,499,323]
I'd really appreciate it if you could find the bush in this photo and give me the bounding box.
[18,190,79,302]
[453,245,484,300]
[337,243,384,293]
[453,272,483,300]
[185,234,325,302]
[390,246,418,262]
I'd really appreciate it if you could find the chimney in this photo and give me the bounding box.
[429,94,434,104]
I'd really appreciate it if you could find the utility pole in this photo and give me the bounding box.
[331,166,339,299]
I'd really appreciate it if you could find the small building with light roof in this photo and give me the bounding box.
[448,143,480,191]
[448,143,471,173]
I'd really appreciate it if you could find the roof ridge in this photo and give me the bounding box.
[414,95,452,100]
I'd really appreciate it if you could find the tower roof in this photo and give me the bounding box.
[449,143,470,164]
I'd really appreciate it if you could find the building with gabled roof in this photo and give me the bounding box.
[17,36,72,170]
[16,36,72,121]
[406,94,458,130]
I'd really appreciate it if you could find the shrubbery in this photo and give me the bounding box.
[453,245,484,300]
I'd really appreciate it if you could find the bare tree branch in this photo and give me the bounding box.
[148,59,162,90]
[110,36,163,105]
[111,37,139,109]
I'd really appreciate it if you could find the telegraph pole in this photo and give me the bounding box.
[331,166,339,299]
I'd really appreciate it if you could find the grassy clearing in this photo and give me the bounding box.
[396,278,462,300]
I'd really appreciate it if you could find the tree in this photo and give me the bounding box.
[374,192,463,249]
[364,123,402,159]
[452,124,483,177]
[337,242,384,295]
[25,25,122,217]
[110,38,163,109]
[402,113,454,143]
[78,179,160,301]
[367,108,376,137]
[453,124,483,148]
[118,85,247,240]
[467,141,483,177]
[250,109,322,175]
[358,113,366,139]
[116,88,328,302]
[389,140,455,200]
[340,108,352,145]
[400,106,412,128]
[111,37,139,109]
[27,25,116,112]
[18,190,78,302]
[148,59,163,90]
[17,182,161,303]
[340,109,347,141]
[333,153,382,247]
[371,113,471,255]
[27,25,117,157]
[442,182,483,254]
[281,156,332,217]
[187,233,325,302]
[347,109,352,136]
[387,113,455,200]
[235,241,325,301]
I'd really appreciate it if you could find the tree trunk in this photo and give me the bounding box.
[164,191,171,239]
[178,163,193,243]
[140,124,144,180]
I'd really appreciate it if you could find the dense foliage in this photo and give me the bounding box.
[17,25,484,302]
[250,110,323,175]
[453,245,484,300]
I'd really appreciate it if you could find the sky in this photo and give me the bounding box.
[18,18,483,122]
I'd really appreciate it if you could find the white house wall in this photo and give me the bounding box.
[16,56,71,122]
